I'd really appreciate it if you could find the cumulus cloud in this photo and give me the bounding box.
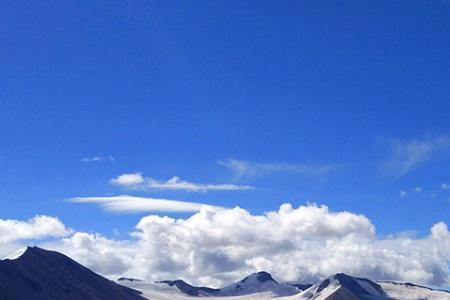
[81,155,115,163]
[219,158,337,180]
[110,173,254,192]
[0,215,72,258]
[111,173,145,186]
[4,205,450,288]
[0,215,72,245]
[382,136,450,179]
[69,195,223,213]
[56,232,134,276]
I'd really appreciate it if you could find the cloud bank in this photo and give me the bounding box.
[3,204,450,288]
[110,173,253,192]
[0,215,72,258]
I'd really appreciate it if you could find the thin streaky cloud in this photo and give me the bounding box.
[218,158,337,180]
[81,155,115,163]
[110,173,254,192]
[68,195,223,213]
[382,135,450,179]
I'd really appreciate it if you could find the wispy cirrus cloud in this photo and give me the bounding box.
[400,187,423,198]
[81,155,115,163]
[110,173,254,192]
[219,158,337,180]
[69,195,223,213]
[382,135,450,179]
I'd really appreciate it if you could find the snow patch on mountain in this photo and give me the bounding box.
[380,281,450,300]
[287,273,450,300]
[295,273,393,299]
[121,271,450,300]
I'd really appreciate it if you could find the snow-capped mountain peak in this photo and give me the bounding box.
[294,273,450,300]
[155,271,299,297]
[120,271,450,300]
[215,271,299,296]
[240,271,277,284]
[300,273,392,300]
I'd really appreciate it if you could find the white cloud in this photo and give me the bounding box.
[442,183,450,190]
[400,187,423,197]
[57,232,134,275]
[219,159,337,180]
[111,173,145,186]
[382,136,450,179]
[0,215,72,245]
[69,195,223,213]
[5,205,450,288]
[110,173,254,192]
[81,155,115,163]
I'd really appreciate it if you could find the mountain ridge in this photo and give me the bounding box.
[0,246,145,300]
[150,271,450,300]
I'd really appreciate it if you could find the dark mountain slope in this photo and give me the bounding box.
[0,246,146,300]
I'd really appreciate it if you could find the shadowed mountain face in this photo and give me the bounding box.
[304,273,394,300]
[157,280,220,296]
[242,271,276,283]
[289,283,314,290]
[218,271,299,296]
[0,246,146,300]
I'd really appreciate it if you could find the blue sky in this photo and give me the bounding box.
[1,0,450,242]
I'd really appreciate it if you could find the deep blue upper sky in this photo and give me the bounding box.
[1,0,450,237]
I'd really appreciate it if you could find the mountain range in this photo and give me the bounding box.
[1,246,450,300]
[121,271,450,300]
